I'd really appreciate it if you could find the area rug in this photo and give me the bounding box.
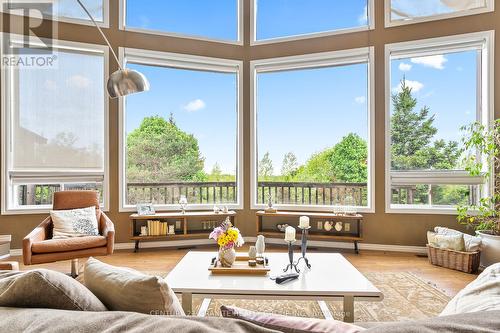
[189,272,451,322]
[78,271,451,322]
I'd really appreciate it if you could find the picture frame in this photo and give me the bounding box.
[136,203,155,216]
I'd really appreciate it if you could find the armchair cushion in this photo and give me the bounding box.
[50,206,99,239]
[32,236,107,254]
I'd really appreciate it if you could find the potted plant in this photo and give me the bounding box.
[458,120,500,267]
[209,217,244,267]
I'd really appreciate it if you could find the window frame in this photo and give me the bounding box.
[250,0,375,45]
[385,0,494,28]
[250,47,375,212]
[118,47,244,212]
[0,33,110,215]
[1,0,110,28]
[119,0,244,46]
[384,30,495,214]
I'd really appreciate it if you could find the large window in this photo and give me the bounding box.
[386,31,494,213]
[4,0,107,25]
[387,0,493,26]
[1,35,108,213]
[123,0,241,42]
[251,48,374,211]
[253,0,372,43]
[120,49,242,211]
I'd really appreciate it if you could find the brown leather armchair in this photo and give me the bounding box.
[23,191,114,277]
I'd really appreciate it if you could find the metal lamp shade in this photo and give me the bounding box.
[107,69,150,98]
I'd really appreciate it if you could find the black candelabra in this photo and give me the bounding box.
[296,226,311,269]
[283,240,300,273]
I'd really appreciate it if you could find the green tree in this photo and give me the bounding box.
[259,152,274,179]
[281,152,298,179]
[330,133,367,183]
[127,115,206,182]
[294,148,335,182]
[391,79,459,170]
[293,133,367,183]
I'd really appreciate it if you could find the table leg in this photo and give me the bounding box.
[197,298,211,317]
[343,295,354,323]
[182,292,193,315]
[317,301,333,320]
[134,240,139,253]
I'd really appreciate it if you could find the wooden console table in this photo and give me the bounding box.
[129,211,236,252]
[256,211,363,254]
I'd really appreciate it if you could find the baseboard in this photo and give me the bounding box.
[9,238,426,256]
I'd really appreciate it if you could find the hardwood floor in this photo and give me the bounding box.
[10,245,477,297]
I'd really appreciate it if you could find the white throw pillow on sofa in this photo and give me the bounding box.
[50,206,99,239]
[440,263,500,316]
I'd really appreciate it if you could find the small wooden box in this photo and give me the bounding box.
[209,254,270,275]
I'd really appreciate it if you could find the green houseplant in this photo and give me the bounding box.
[458,120,500,267]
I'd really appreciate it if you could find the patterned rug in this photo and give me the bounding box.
[79,271,450,322]
[189,272,451,322]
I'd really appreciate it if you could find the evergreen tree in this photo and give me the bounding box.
[281,152,298,178]
[391,79,459,170]
[259,152,274,179]
[210,163,222,181]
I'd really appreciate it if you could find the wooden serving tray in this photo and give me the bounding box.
[209,254,270,275]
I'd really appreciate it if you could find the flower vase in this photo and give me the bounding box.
[219,247,236,267]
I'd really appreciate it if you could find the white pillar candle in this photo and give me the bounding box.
[299,216,310,228]
[284,226,296,242]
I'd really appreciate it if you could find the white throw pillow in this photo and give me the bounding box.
[50,206,99,239]
[433,233,465,251]
[440,263,500,316]
[434,227,482,252]
[427,231,438,246]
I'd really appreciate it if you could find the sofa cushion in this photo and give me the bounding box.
[0,269,106,311]
[440,262,500,316]
[50,206,99,239]
[0,307,279,333]
[32,236,107,254]
[364,310,500,332]
[221,305,365,333]
[84,257,184,315]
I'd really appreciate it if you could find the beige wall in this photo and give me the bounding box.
[1,1,499,249]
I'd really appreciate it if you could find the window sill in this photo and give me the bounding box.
[2,204,108,216]
[251,203,374,214]
[119,203,243,213]
[386,205,462,215]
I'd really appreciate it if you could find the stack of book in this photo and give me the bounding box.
[146,220,169,236]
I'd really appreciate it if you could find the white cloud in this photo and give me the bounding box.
[66,75,91,88]
[410,55,447,70]
[183,99,206,112]
[354,96,366,104]
[392,79,424,93]
[358,5,368,25]
[398,63,412,71]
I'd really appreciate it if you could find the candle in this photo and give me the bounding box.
[299,216,310,229]
[284,226,296,242]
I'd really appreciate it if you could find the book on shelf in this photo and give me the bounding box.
[145,220,171,236]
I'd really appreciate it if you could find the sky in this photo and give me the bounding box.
[18,1,480,176]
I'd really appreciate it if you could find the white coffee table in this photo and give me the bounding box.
[166,251,383,322]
